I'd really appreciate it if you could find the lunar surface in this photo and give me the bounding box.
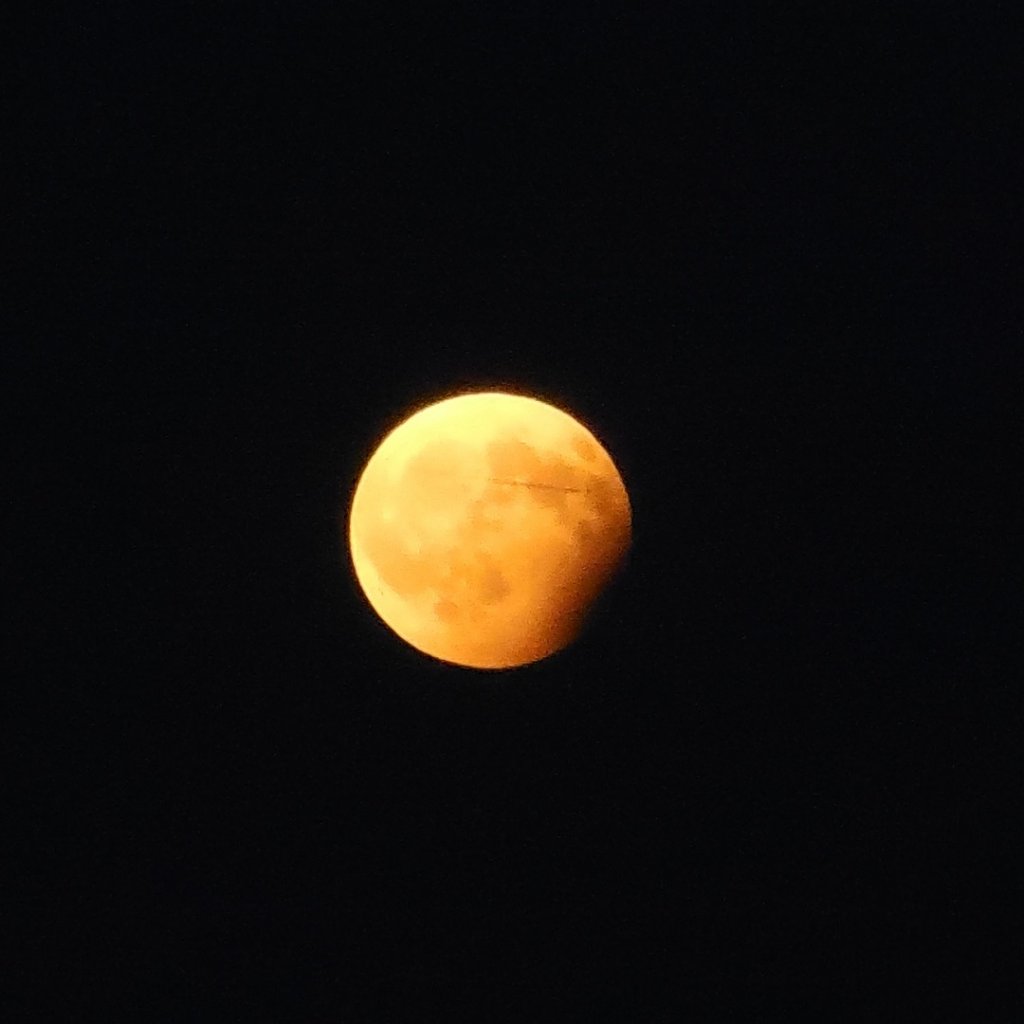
[347,391,631,669]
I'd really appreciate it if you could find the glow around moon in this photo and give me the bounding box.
[347,391,632,669]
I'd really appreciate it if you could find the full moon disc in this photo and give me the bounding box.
[347,390,632,669]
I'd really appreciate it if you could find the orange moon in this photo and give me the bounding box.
[347,391,632,669]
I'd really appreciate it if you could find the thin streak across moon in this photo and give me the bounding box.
[347,390,632,669]
[488,479,590,494]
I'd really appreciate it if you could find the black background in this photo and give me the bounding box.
[11,3,1020,1018]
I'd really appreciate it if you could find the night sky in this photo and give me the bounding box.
[12,4,1020,1018]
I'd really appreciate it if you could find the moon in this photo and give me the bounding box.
[347,390,632,669]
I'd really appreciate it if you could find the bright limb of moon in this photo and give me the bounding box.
[347,390,632,669]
